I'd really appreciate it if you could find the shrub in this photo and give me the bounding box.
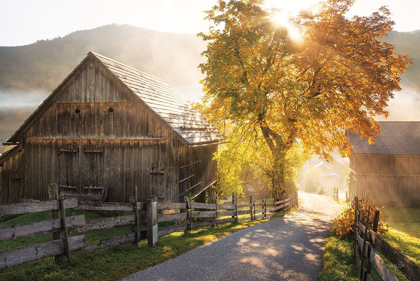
[332,198,388,239]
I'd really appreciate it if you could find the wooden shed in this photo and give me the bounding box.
[0,52,222,204]
[348,121,420,207]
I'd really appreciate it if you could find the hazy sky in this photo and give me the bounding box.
[1,0,420,47]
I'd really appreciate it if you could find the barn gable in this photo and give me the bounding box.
[6,52,222,146]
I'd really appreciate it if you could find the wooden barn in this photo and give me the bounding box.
[348,121,420,207]
[0,52,222,204]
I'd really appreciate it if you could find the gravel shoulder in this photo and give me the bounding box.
[121,192,341,281]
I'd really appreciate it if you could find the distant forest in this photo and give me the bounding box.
[0,24,419,152]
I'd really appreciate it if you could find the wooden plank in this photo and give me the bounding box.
[97,232,136,248]
[218,204,236,210]
[237,203,251,208]
[217,211,236,217]
[0,199,78,216]
[254,202,263,207]
[158,212,188,223]
[254,214,265,219]
[75,201,132,212]
[216,218,236,224]
[0,235,85,270]
[191,202,217,210]
[191,210,216,218]
[0,215,85,243]
[158,225,188,236]
[237,210,251,216]
[369,247,399,281]
[190,221,214,229]
[158,202,188,211]
[71,215,138,233]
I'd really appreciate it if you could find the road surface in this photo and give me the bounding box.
[121,192,341,281]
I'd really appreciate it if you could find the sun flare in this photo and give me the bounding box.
[271,11,303,42]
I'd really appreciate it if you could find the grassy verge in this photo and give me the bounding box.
[0,210,290,281]
[318,233,360,281]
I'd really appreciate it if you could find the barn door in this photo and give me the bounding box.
[81,145,104,191]
[59,144,80,194]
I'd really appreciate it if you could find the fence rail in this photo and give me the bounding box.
[353,196,420,281]
[0,185,297,270]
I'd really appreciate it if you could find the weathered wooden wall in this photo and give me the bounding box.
[350,154,420,206]
[1,56,218,204]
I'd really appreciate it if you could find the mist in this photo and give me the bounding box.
[377,85,420,121]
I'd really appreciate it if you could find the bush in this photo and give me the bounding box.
[332,198,388,239]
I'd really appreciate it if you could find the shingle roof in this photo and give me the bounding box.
[6,52,223,145]
[348,121,420,155]
[92,52,222,145]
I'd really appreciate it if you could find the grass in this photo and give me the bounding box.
[382,228,420,267]
[318,233,360,281]
[0,209,290,281]
[381,207,420,239]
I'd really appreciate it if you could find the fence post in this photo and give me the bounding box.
[59,194,71,264]
[48,183,63,265]
[365,209,380,278]
[235,192,239,223]
[215,195,219,228]
[184,196,192,235]
[250,195,253,221]
[253,201,256,220]
[147,196,158,246]
[131,185,140,245]
[353,196,359,258]
[372,209,380,232]
[360,207,371,280]
[264,198,267,218]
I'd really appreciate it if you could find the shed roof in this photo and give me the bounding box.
[6,52,223,145]
[348,121,420,155]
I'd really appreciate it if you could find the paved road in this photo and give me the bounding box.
[121,192,341,281]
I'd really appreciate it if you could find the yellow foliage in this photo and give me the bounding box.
[332,198,388,239]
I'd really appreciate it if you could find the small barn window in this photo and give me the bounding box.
[108,107,114,113]
[75,108,81,114]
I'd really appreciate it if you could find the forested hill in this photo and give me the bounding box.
[0,26,419,93]
[0,24,206,93]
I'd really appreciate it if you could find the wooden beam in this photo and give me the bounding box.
[0,199,78,216]
[0,235,85,270]
[0,215,85,243]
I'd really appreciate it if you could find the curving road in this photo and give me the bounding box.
[121,192,341,281]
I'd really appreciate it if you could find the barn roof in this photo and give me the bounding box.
[6,52,223,146]
[348,121,420,155]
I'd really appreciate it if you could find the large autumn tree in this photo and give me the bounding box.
[198,0,411,195]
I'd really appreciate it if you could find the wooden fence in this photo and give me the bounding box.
[0,186,297,270]
[320,186,339,202]
[353,196,420,281]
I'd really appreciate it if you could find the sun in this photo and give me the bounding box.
[271,10,303,42]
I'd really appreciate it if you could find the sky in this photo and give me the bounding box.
[1,0,420,47]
